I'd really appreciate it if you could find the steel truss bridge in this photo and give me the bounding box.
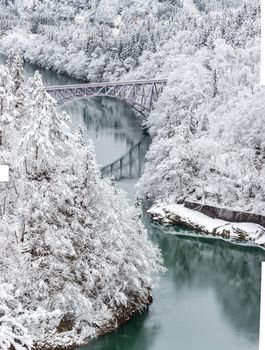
[45,79,167,181]
[45,79,167,119]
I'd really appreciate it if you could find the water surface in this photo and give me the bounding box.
[80,217,264,350]
[0,53,144,174]
[1,53,264,350]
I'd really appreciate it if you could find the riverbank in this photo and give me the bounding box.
[148,203,265,249]
[84,208,265,350]
[0,56,163,350]
[34,291,153,350]
[0,54,263,350]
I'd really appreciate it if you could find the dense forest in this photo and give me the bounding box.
[1,1,263,217]
[0,55,163,349]
[0,0,264,348]
[138,1,263,215]
[0,0,246,81]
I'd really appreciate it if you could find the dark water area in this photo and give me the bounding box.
[1,53,264,350]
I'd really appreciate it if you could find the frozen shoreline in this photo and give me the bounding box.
[148,203,265,248]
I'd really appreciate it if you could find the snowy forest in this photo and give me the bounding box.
[0,0,262,213]
[0,0,264,349]
[0,56,163,349]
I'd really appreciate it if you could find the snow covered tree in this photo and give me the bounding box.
[22,71,70,174]
[6,51,24,94]
[0,284,32,350]
[0,65,16,147]
[0,61,163,349]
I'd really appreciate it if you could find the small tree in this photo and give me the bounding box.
[22,71,70,174]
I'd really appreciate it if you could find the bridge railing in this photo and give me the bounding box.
[45,79,168,90]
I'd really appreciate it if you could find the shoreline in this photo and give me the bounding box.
[148,203,265,249]
[32,294,152,350]
[0,48,87,83]
[0,51,155,350]
[1,43,264,350]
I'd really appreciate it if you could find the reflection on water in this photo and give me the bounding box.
[101,137,149,180]
[0,53,145,171]
[0,53,81,85]
[156,229,261,336]
[0,52,145,198]
[22,61,82,86]
[0,53,5,65]
[80,213,265,350]
[1,52,264,350]
[63,98,144,167]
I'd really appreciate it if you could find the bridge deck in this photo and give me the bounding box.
[44,79,167,179]
[45,78,167,118]
[45,79,167,90]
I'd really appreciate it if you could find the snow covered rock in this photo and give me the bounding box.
[148,203,265,248]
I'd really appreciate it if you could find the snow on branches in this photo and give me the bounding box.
[138,1,265,215]
[0,60,163,349]
[0,284,32,350]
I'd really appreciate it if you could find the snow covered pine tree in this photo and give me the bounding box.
[0,57,163,350]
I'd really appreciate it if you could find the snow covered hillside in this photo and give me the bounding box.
[0,0,183,80]
[0,55,163,350]
[0,0,263,225]
[137,1,265,217]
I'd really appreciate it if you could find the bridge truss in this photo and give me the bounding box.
[45,79,167,118]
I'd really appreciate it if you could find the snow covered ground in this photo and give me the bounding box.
[148,204,265,247]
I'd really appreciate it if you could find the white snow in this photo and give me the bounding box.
[182,0,199,14]
[0,0,263,346]
[0,61,163,349]
[148,203,265,247]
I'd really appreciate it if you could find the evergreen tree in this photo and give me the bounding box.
[0,62,163,349]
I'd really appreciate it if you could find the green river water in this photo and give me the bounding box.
[1,54,264,350]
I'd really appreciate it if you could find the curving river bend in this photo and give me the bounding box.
[1,54,265,350]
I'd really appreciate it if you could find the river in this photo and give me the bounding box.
[1,54,265,350]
